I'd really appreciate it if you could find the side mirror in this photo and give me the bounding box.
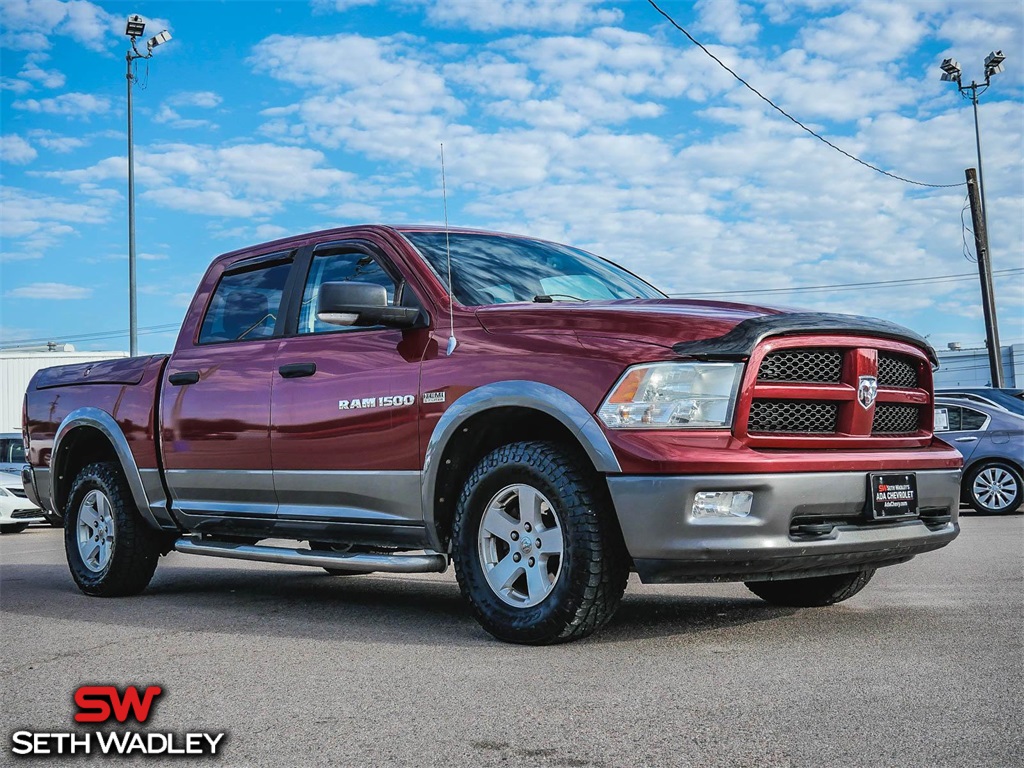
[317,282,422,329]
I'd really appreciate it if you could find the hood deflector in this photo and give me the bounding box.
[671,312,937,366]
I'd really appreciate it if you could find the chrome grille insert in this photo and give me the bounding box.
[877,353,918,388]
[758,349,842,383]
[749,400,838,434]
[872,404,920,434]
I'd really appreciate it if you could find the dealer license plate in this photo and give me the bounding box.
[869,473,919,519]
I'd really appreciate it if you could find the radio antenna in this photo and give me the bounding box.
[441,143,457,356]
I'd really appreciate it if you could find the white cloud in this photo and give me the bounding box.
[1,135,38,164]
[20,61,65,88]
[13,91,110,117]
[423,0,623,31]
[28,130,87,153]
[0,0,170,52]
[169,91,223,109]
[1,77,33,93]
[0,187,108,249]
[695,0,760,45]
[6,282,93,300]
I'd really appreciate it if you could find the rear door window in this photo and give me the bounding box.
[199,259,292,344]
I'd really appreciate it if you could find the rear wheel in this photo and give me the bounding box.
[966,462,1022,514]
[0,523,29,534]
[64,462,164,596]
[745,569,875,607]
[452,441,629,644]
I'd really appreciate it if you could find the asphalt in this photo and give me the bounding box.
[1,513,1021,768]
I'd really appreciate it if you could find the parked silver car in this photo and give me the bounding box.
[935,398,1024,514]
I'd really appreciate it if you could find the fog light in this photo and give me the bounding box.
[692,491,753,518]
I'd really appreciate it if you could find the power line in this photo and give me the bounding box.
[671,268,1023,298]
[646,0,966,189]
[0,323,180,350]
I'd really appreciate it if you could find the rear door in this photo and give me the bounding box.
[270,239,427,535]
[934,404,988,463]
[160,251,295,526]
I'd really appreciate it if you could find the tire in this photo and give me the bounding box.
[745,569,875,607]
[966,461,1022,515]
[0,523,29,534]
[452,441,629,645]
[64,461,163,597]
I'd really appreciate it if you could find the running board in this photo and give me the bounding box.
[173,538,449,574]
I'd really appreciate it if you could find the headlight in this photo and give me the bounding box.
[598,362,745,429]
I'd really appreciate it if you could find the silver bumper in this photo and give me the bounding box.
[607,469,961,583]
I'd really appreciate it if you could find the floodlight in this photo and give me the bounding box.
[125,14,145,37]
[984,50,1005,77]
[147,30,171,51]
[939,57,961,77]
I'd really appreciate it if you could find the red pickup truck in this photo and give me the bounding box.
[22,225,961,643]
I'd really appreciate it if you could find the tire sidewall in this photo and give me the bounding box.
[64,468,122,591]
[968,462,1023,514]
[454,447,595,643]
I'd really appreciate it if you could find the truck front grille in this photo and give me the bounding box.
[748,400,839,434]
[758,349,842,383]
[872,404,920,434]
[739,338,932,444]
[877,353,919,388]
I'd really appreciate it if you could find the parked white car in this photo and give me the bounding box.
[0,470,45,533]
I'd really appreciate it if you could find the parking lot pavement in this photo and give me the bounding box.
[1,514,1021,768]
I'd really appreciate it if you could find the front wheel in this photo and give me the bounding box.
[452,441,629,644]
[745,569,875,607]
[966,462,1022,514]
[64,462,164,596]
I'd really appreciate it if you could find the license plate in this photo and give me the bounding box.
[869,473,919,519]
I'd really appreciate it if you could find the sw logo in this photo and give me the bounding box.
[74,684,162,723]
[10,684,226,757]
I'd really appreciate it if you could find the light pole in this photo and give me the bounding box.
[125,15,171,357]
[940,50,1006,387]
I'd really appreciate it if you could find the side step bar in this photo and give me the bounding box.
[174,538,449,574]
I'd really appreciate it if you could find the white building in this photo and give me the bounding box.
[0,346,129,432]
[933,343,1023,389]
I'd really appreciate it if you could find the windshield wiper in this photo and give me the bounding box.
[533,294,587,303]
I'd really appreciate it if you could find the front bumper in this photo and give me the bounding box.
[607,469,960,583]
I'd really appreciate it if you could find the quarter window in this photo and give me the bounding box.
[199,260,291,344]
[959,407,988,431]
[298,251,398,334]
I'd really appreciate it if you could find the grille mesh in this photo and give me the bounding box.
[8,487,26,498]
[877,353,919,388]
[748,400,838,433]
[872,405,921,434]
[758,349,842,383]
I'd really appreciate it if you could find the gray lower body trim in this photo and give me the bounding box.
[165,469,277,518]
[275,470,422,524]
[607,469,961,583]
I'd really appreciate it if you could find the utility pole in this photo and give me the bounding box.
[965,168,1004,387]
[124,15,171,356]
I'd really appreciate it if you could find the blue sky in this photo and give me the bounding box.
[1,0,1022,354]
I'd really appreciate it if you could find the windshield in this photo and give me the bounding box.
[402,232,664,306]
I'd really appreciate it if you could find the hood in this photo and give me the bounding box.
[475,299,785,349]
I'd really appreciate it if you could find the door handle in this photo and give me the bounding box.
[279,362,317,379]
[954,436,978,443]
[168,371,200,386]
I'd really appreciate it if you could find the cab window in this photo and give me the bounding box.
[199,259,291,344]
[298,251,399,334]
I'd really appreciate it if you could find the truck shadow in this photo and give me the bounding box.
[1,559,795,647]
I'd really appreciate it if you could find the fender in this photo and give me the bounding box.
[52,408,175,531]
[420,380,621,552]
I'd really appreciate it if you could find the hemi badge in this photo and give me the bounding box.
[423,391,446,404]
